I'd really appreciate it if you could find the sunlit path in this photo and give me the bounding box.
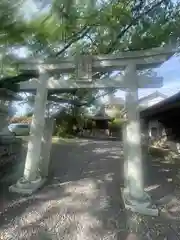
[0,139,180,239]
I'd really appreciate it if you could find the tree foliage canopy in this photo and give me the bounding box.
[0,0,179,59]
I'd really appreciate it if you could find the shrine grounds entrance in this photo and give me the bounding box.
[7,45,179,217]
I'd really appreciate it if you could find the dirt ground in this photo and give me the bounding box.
[0,138,180,239]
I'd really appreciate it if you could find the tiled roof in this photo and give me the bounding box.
[140,91,180,118]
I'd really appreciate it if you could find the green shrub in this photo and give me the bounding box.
[109,118,123,132]
[55,110,83,138]
[55,125,73,138]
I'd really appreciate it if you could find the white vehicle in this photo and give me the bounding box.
[8,123,30,136]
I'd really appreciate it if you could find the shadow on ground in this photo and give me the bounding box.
[0,139,180,239]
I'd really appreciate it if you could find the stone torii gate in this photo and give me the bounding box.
[9,46,177,216]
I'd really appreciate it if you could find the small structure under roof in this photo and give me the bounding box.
[87,106,113,131]
[89,106,113,121]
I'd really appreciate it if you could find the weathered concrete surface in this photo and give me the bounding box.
[0,139,180,239]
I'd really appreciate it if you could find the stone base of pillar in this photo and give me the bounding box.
[9,176,46,195]
[121,188,159,216]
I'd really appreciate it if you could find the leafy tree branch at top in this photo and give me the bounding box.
[0,0,179,106]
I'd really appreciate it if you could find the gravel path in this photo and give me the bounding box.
[0,139,179,239]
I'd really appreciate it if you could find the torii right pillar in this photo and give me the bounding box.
[122,63,158,216]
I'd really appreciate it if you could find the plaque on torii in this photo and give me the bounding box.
[75,55,93,82]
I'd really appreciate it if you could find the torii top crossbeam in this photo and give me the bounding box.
[14,45,178,73]
[15,45,179,91]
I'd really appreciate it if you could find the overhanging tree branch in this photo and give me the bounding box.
[106,0,166,53]
[55,26,91,57]
[91,0,166,80]
[54,0,117,57]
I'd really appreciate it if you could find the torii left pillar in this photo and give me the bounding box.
[9,66,49,194]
